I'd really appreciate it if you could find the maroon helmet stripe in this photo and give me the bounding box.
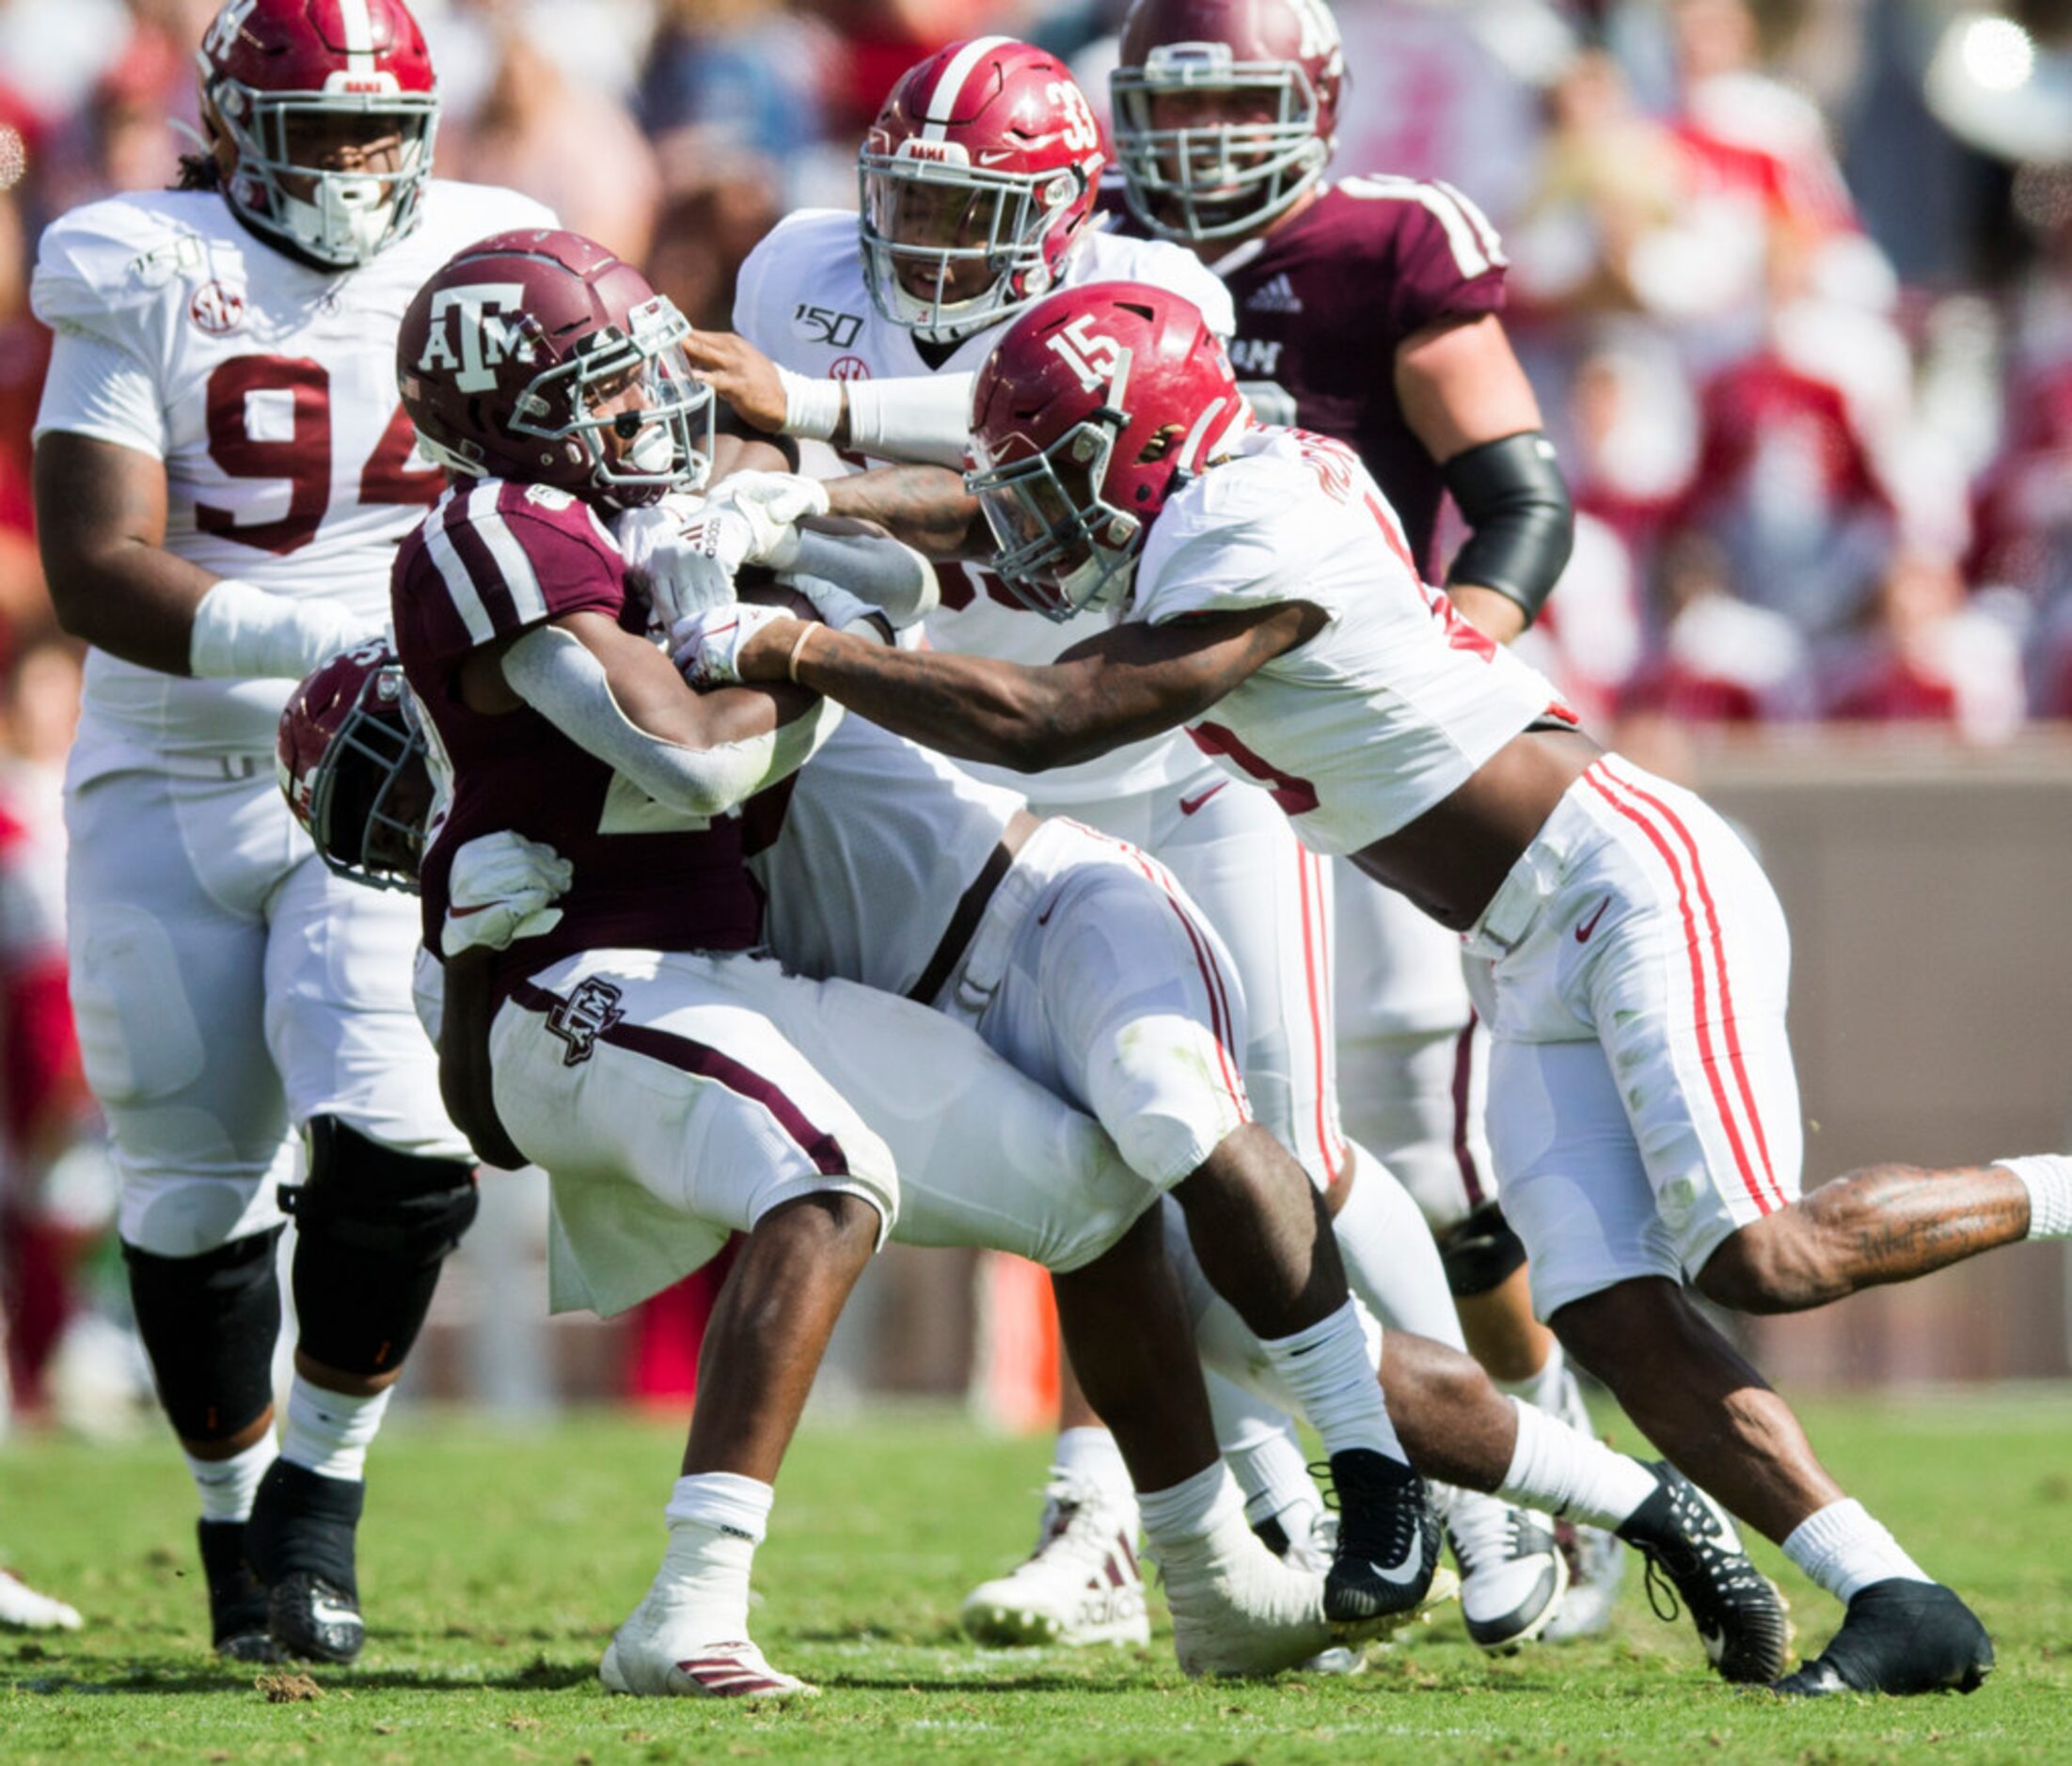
[509,980,851,1177]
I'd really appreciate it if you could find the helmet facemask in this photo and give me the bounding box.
[1112,44,1329,242]
[295,664,433,891]
[204,69,438,267]
[967,363,1145,623]
[860,149,1087,344]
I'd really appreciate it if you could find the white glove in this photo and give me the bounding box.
[440,830,573,959]
[614,496,755,634]
[705,471,831,569]
[671,602,795,687]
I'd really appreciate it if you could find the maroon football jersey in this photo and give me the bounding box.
[391,479,762,994]
[1110,175,1508,575]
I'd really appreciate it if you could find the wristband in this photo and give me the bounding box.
[777,366,845,442]
[786,622,820,684]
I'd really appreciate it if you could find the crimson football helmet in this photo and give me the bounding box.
[397,229,712,507]
[1111,0,1345,242]
[859,37,1108,344]
[965,281,1251,620]
[277,639,432,891]
[197,0,439,268]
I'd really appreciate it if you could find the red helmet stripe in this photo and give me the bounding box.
[919,35,1017,140]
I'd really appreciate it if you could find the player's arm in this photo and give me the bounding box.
[35,432,371,679]
[694,601,1320,773]
[482,609,839,816]
[1394,314,1573,644]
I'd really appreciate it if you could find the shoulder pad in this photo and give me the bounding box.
[31,196,210,331]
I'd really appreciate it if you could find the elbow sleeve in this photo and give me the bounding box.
[1441,432,1574,627]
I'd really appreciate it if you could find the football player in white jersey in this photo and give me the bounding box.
[680,278,2072,1698]
[678,34,1565,1656]
[28,0,554,1664]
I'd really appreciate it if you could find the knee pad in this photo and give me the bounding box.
[1437,1201,1528,1298]
[283,1116,479,1379]
[122,1227,283,1442]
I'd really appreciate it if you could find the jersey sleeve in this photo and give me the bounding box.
[30,201,174,454]
[405,481,626,663]
[731,209,846,349]
[1381,180,1509,337]
[1131,458,1333,623]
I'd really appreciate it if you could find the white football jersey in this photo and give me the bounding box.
[733,208,1235,802]
[749,711,1023,999]
[32,180,556,760]
[1131,427,1575,855]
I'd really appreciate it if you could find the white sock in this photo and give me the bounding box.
[1137,1460,1246,1562]
[1496,1396,1657,1530]
[1259,1298,1405,1462]
[1781,1498,1932,1603]
[1053,1427,1133,1504]
[648,1474,774,1644]
[1204,1372,1321,1536]
[280,1379,393,1483]
[186,1436,278,1523]
[1997,1156,2072,1238]
[1495,1337,1570,1417]
[1333,1143,1466,1349]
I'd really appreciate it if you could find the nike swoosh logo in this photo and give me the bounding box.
[310,1599,360,1627]
[1361,1549,1431,1588]
[450,902,499,919]
[1178,782,1227,816]
[1574,897,1611,943]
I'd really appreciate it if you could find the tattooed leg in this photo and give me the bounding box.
[1696,1163,2032,1316]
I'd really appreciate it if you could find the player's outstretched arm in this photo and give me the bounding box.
[498,609,839,817]
[687,600,1319,773]
[821,465,993,560]
[36,431,370,678]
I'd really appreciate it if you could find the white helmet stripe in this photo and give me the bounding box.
[920,35,1016,141]
[335,0,378,75]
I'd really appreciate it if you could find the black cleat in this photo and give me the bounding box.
[1617,1461,1791,1684]
[197,1520,279,1663]
[245,1459,366,1664]
[1320,1449,1443,1626]
[1773,1580,1993,1697]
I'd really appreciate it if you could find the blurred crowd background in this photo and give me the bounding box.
[3,0,2072,1428]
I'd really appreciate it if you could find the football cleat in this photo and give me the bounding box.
[959,1471,1149,1648]
[245,1459,365,1664]
[601,1632,817,1700]
[1320,1449,1445,1626]
[1443,1492,1569,1653]
[196,1520,277,1662]
[1256,1509,1362,1674]
[1617,1461,1791,1683]
[0,1567,83,1633]
[1772,1580,1993,1697]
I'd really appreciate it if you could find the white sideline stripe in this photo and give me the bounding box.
[920,36,1013,141]
[336,0,376,76]
[423,494,496,645]
[467,484,549,625]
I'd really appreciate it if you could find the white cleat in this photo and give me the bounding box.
[0,1569,82,1632]
[960,1471,1148,1648]
[1258,1511,1362,1675]
[1443,1491,1569,1653]
[601,1601,815,1700]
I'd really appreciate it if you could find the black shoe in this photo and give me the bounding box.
[1616,1461,1791,1684]
[1319,1449,1441,1625]
[1773,1581,1994,1697]
[197,1520,278,1663]
[245,1459,366,1664]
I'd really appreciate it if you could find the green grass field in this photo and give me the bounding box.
[3,1392,2069,1764]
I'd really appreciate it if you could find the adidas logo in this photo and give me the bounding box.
[1246,274,1304,313]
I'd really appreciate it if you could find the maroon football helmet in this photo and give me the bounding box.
[397,229,713,507]
[277,639,433,891]
[859,37,1108,343]
[198,0,439,267]
[965,280,1251,620]
[1111,0,1345,242]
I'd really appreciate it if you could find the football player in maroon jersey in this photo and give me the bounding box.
[1106,0,1625,1632]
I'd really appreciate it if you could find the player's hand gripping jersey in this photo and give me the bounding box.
[1130,427,1574,854]
[32,181,553,760]
[732,207,1234,801]
[391,481,762,993]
